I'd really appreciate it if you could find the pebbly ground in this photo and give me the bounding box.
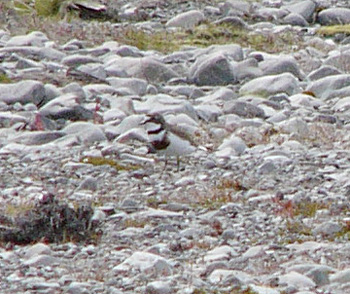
[2,0,350,293]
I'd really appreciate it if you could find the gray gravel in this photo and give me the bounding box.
[2,0,350,293]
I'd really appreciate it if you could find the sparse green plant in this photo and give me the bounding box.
[34,0,62,16]
[278,219,314,244]
[5,202,34,217]
[146,197,167,208]
[80,156,141,171]
[0,74,12,83]
[317,24,350,36]
[123,218,147,228]
[294,200,324,218]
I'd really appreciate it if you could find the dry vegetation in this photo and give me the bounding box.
[1,0,304,54]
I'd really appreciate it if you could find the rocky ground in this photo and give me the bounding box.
[3,0,350,293]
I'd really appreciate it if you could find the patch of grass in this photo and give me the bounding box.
[80,156,140,171]
[146,196,167,208]
[12,0,34,14]
[123,218,147,228]
[0,74,12,83]
[179,23,301,53]
[217,178,247,191]
[285,219,312,235]
[34,0,63,17]
[5,202,34,217]
[278,219,314,244]
[188,178,247,210]
[118,27,180,53]
[294,200,324,218]
[274,197,326,219]
[317,24,350,36]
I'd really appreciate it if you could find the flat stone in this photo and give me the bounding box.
[23,254,58,267]
[318,8,350,26]
[279,271,316,289]
[239,73,301,97]
[306,74,350,100]
[107,77,148,96]
[62,122,107,144]
[113,251,173,276]
[0,80,45,105]
[5,31,49,47]
[166,10,205,29]
[10,131,66,145]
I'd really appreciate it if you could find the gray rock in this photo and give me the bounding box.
[220,0,250,17]
[306,268,330,286]
[14,54,44,70]
[232,58,263,82]
[307,65,342,81]
[278,117,309,138]
[77,176,98,191]
[255,7,289,21]
[324,50,350,72]
[214,16,248,28]
[223,101,266,118]
[284,0,316,22]
[145,281,171,294]
[0,80,45,105]
[239,73,301,97]
[222,229,236,240]
[259,55,304,80]
[190,53,237,86]
[279,271,316,289]
[107,77,148,96]
[216,134,247,158]
[10,131,66,145]
[208,269,251,286]
[62,54,101,67]
[62,122,107,144]
[283,13,309,27]
[306,74,350,100]
[204,245,238,262]
[65,282,91,294]
[313,221,342,237]
[76,63,107,81]
[24,243,52,259]
[61,82,86,98]
[330,269,350,284]
[134,94,197,120]
[197,87,237,104]
[198,44,244,61]
[195,104,222,122]
[23,254,58,267]
[0,111,28,127]
[5,31,49,47]
[166,10,205,29]
[113,251,173,276]
[318,8,350,26]
[39,93,93,121]
[115,45,144,57]
[105,56,179,83]
[0,46,66,61]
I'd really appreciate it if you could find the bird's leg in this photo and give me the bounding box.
[163,155,168,172]
[176,156,180,172]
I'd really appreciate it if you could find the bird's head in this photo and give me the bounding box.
[141,113,166,126]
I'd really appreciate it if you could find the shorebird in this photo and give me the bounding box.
[142,113,196,171]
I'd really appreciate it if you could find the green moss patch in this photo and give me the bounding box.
[80,156,141,171]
